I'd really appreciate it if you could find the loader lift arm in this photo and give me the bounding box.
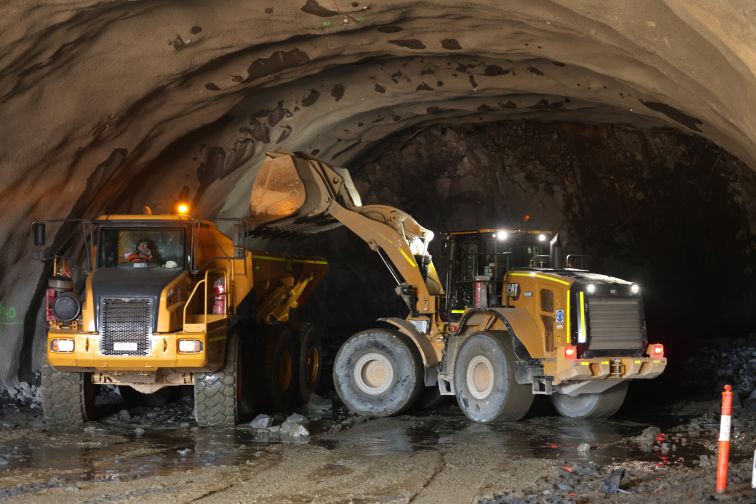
[250,152,444,318]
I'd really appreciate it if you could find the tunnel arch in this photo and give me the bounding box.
[1,0,755,383]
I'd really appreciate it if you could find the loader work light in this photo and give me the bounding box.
[176,203,190,215]
[538,233,547,242]
[496,230,509,240]
[586,284,596,294]
[50,338,74,352]
[178,339,203,353]
[631,283,640,294]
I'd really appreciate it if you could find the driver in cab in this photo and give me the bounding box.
[124,239,160,264]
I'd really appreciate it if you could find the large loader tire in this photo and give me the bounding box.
[454,332,533,423]
[293,323,322,404]
[551,381,629,419]
[333,328,423,417]
[194,330,245,427]
[41,364,96,427]
[257,324,298,411]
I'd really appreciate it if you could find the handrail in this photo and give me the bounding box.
[183,278,206,327]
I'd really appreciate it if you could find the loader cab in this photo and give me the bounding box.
[444,229,553,321]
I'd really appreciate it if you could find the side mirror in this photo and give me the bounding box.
[232,221,246,259]
[32,222,46,247]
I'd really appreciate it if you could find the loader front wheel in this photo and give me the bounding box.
[550,381,629,419]
[194,330,244,427]
[454,332,533,423]
[333,328,423,417]
[41,364,96,427]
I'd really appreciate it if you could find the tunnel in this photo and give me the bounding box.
[0,1,755,501]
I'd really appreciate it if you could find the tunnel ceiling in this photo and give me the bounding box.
[0,1,755,380]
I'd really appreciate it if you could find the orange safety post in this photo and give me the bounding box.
[715,384,733,494]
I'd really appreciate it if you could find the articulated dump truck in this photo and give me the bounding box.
[250,152,667,422]
[32,210,327,427]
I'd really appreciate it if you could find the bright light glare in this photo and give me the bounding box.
[631,284,640,294]
[177,203,190,214]
[496,230,509,240]
[538,233,547,242]
[586,284,596,294]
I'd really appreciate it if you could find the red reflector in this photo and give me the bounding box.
[652,344,664,358]
[564,345,577,359]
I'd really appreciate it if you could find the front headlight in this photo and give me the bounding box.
[631,284,640,294]
[586,284,596,294]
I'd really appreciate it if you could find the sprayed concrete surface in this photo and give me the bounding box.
[0,394,754,503]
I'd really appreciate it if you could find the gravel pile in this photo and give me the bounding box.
[0,372,41,412]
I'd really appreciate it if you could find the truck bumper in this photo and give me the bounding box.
[545,355,667,385]
[46,328,223,372]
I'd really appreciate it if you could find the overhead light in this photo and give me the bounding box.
[176,203,190,215]
[538,233,547,242]
[586,284,596,294]
[631,284,640,294]
[496,230,509,240]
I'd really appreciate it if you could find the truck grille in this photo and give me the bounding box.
[587,297,644,353]
[99,298,153,356]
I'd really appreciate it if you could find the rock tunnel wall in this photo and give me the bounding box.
[0,0,755,383]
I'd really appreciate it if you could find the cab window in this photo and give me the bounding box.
[98,228,186,269]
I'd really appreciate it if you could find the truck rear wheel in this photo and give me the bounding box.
[293,323,322,403]
[333,328,423,417]
[259,324,298,411]
[41,364,95,427]
[194,330,245,427]
[454,332,533,423]
[551,381,629,419]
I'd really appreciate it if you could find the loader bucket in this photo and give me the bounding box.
[250,152,361,237]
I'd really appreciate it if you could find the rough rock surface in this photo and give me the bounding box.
[1,1,755,384]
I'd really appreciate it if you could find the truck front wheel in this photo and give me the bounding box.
[194,330,245,427]
[333,328,423,417]
[41,364,96,427]
[454,332,533,423]
[550,381,629,419]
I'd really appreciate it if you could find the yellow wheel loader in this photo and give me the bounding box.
[32,211,327,427]
[250,152,667,422]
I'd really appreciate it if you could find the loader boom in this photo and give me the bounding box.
[251,152,444,318]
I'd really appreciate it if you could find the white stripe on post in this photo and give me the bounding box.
[719,415,731,442]
[752,449,755,489]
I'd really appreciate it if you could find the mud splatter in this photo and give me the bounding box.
[388,39,426,50]
[527,66,545,76]
[640,100,703,132]
[268,101,285,126]
[276,125,292,144]
[331,84,345,101]
[468,74,478,90]
[441,38,462,50]
[416,82,433,91]
[301,0,338,17]
[302,89,320,107]
[499,100,517,109]
[484,65,509,76]
[190,25,202,34]
[374,83,386,94]
[247,49,310,81]
[477,104,495,111]
[204,83,220,91]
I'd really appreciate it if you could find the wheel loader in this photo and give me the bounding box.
[249,152,667,422]
[32,210,327,427]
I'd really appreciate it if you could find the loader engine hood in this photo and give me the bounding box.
[91,268,183,332]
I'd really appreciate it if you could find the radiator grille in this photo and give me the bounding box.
[100,298,153,356]
[587,297,644,353]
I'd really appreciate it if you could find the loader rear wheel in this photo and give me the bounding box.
[293,323,322,403]
[333,328,423,417]
[454,332,533,423]
[194,330,245,427]
[258,324,298,411]
[551,381,629,419]
[41,364,96,427]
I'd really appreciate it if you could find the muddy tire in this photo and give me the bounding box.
[454,332,533,423]
[293,323,322,404]
[551,381,629,419]
[333,328,423,417]
[194,330,244,427]
[258,324,297,411]
[41,364,96,427]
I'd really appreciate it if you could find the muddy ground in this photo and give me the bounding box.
[0,389,753,504]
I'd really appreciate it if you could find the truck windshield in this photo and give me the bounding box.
[98,228,186,269]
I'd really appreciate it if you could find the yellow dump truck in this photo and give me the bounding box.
[32,211,327,427]
[250,152,667,422]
